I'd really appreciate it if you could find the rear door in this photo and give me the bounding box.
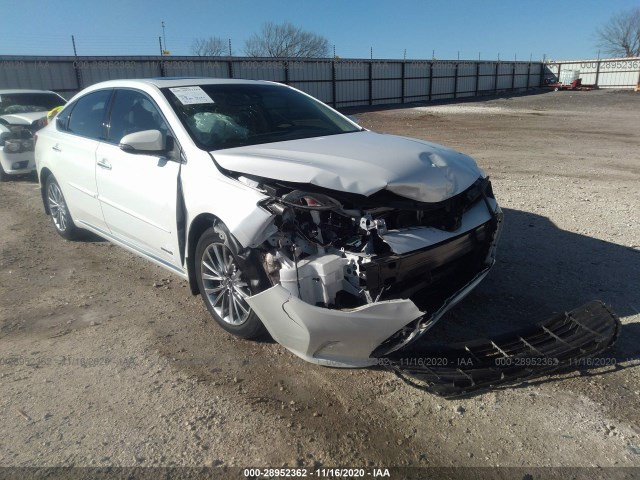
[95,88,182,269]
[48,89,112,232]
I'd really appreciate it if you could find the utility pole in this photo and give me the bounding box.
[161,21,167,55]
[71,35,82,90]
[228,39,232,56]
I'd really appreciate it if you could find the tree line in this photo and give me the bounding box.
[192,22,329,58]
[192,10,640,60]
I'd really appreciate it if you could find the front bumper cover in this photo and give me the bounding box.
[0,150,36,174]
[247,205,503,367]
[246,262,494,367]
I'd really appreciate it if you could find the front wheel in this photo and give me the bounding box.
[46,175,80,240]
[195,226,267,339]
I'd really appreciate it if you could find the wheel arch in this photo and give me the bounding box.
[187,212,270,297]
[187,213,220,295]
[39,167,53,215]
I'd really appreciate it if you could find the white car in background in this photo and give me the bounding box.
[35,78,502,367]
[0,90,66,181]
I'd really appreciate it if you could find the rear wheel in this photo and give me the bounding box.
[195,226,267,339]
[0,163,7,182]
[46,175,80,240]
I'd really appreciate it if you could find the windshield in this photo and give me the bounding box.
[0,93,65,115]
[162,83,360,151]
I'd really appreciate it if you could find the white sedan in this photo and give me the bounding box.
[35,78,502,367]
[0,89,66,181]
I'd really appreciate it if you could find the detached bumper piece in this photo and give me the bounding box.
[381,301,620,398]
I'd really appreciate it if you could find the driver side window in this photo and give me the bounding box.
[107,89,168,144]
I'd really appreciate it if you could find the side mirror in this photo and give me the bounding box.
[119,130,167,155]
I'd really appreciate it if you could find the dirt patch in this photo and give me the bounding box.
[1,89,639,471]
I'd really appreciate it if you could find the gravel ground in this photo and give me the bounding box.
[0,88,639,477]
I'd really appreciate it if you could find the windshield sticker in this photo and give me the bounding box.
[169,86,215,105]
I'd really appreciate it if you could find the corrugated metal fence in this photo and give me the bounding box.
[544,57,640,89]
[0,55,544,106]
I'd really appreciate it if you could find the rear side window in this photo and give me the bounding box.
[67,90,112,140]
[55,105,73,131]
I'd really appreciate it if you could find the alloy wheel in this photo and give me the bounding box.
[47,182,68,232]
[200,243,252,326]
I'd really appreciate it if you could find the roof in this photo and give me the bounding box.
[84,78,279,90]
[0,89,61,95]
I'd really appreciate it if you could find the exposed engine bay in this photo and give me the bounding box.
[0,119,40,154]
[0,113,48,174]
[255,175,499,310]
[220,172,502,365]
[0,89,64,177]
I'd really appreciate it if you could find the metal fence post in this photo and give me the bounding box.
[72,59,83,91]
[284,60,290,85]
[453,62,459,99]
[475,61,480,96]
[539,63,545,87]
[368,61,373,106]
[594,60,601,87]
[227,60,233,79]
[331,60,337,108]
[511,63,516,90]
[401,61,405,104]
[428,62,434,101]
[494,61,499,93]
[556,63,562,83]
[71,36,83,90]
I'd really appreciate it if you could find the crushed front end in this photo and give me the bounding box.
[0,113,47,176]
[243,175,502,367]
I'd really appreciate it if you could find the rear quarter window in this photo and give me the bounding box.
[67,90,112,140]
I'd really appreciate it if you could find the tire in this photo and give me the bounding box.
[45,175,80,240]
[0,163,7,182]
[195,226,268,339]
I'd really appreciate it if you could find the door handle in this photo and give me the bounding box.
[52,145,61,152]
[97,159,112,170]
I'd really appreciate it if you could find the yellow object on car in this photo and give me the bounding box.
[46,105,64,123]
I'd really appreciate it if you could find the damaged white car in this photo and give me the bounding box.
[35,78,502,367]
[0,90,66,181]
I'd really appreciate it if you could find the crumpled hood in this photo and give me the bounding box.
[212,131,484,203]
[0,111,47,126]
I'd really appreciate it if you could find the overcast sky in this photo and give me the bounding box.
[1,0,638,60]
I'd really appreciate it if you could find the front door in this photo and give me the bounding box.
[95,89,182,268]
